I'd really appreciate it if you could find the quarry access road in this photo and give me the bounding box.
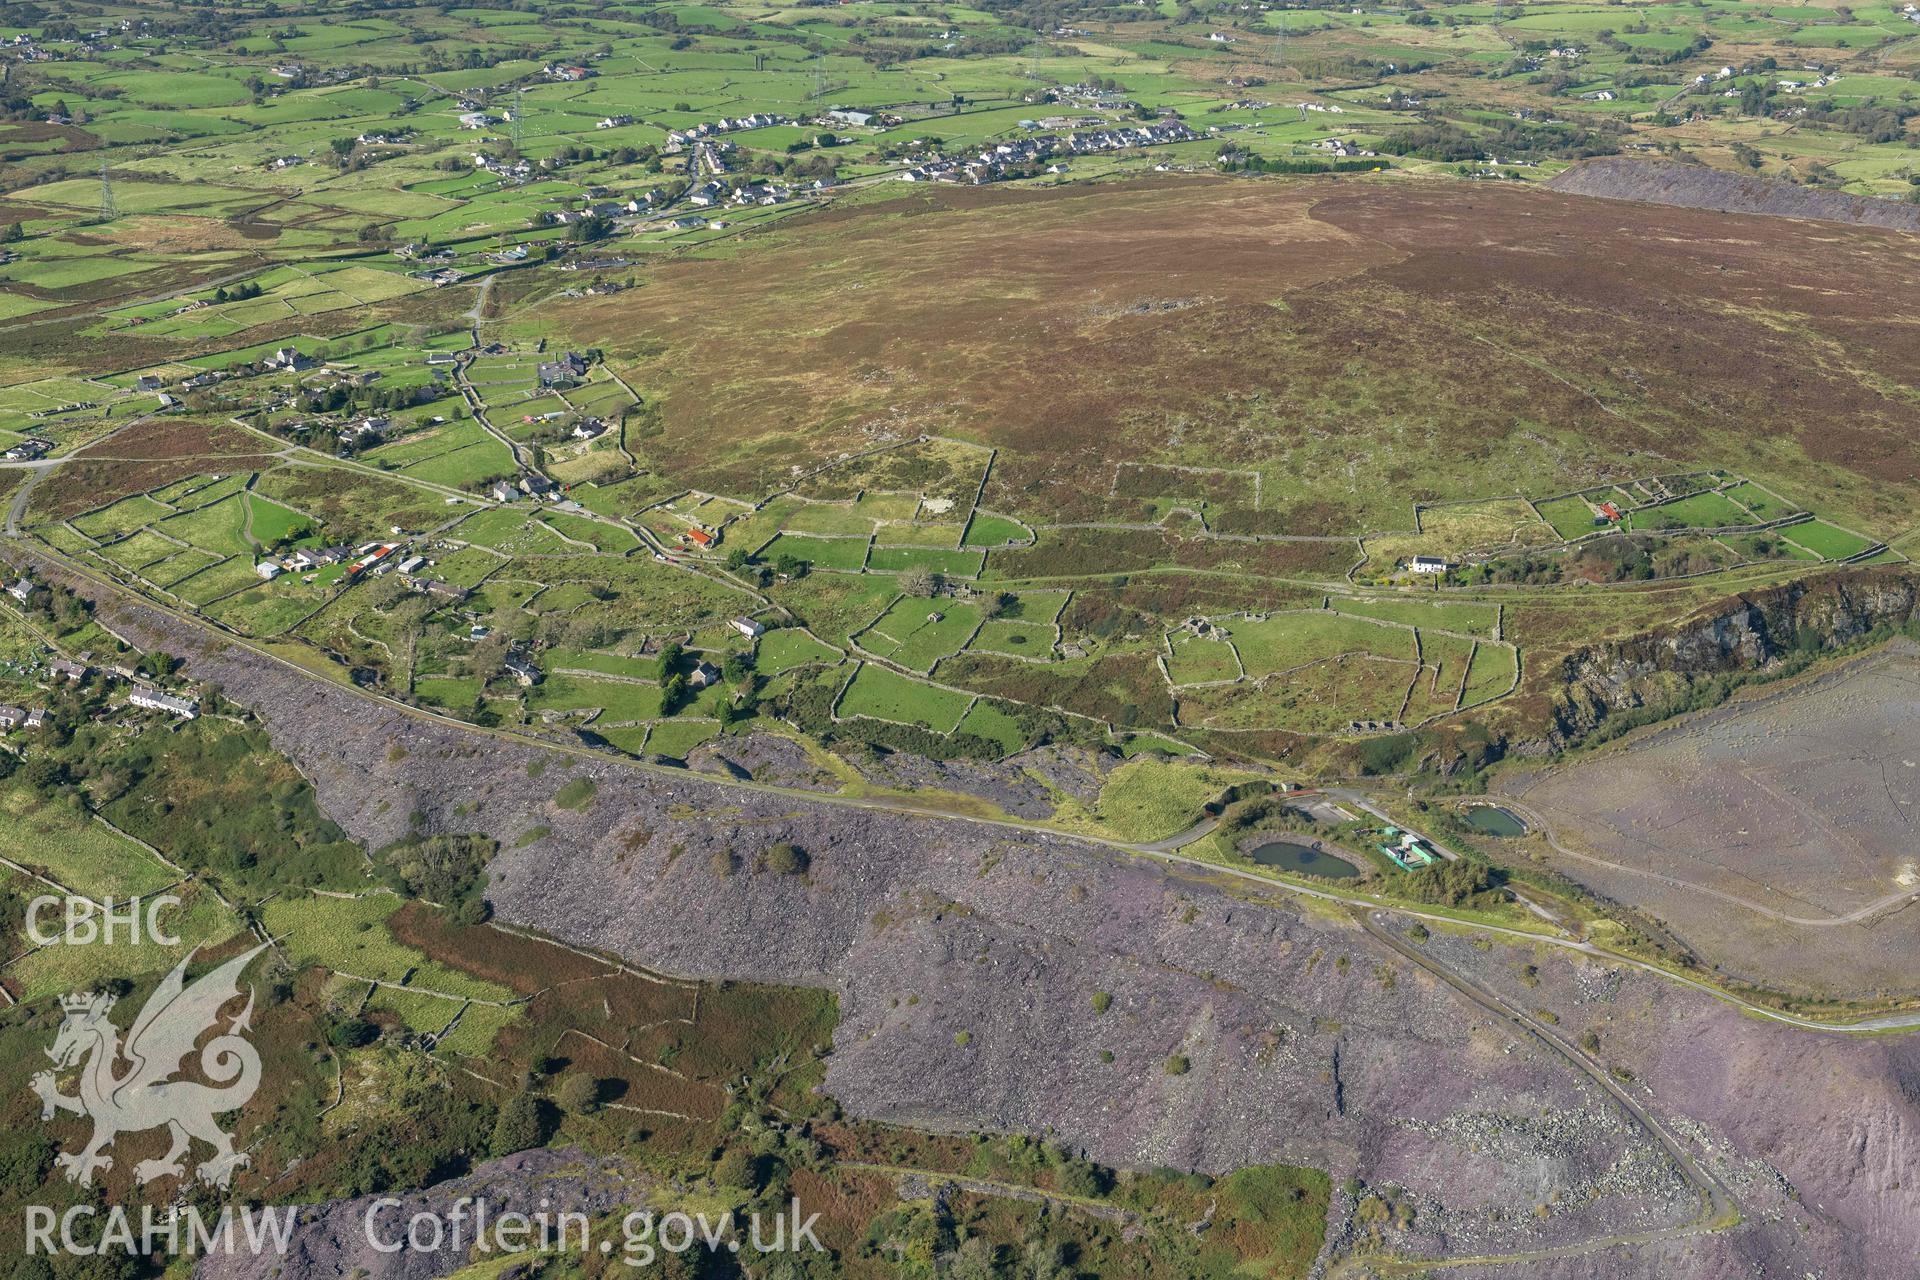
[1349,908,1741,1273]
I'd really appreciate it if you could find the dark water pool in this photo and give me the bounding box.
[1463,805,1527,838]
[1248,840,1363,879]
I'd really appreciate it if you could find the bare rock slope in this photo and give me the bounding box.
[1548,157,1920,233]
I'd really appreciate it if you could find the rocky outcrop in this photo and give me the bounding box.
[1548,157,1920,234]
[1549,569,1918,745]
[195,1149,640,1280]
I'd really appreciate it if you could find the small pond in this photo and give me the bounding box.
[1247,839,1364,879]
[1463,805,1527,838]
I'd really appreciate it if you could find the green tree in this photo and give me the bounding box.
[760,842,807,875]
[899,565,940,597]
[490,1091,554,1156]
[555,1071,603,1113]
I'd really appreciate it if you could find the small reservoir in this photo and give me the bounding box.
[1248,840,1364,879]
[1463,805,1527,838]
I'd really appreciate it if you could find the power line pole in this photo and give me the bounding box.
[98,158,116,222]
[511,85,524,149]
[1272,13,1286,79]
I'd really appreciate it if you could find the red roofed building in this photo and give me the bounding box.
[684,528,715,549]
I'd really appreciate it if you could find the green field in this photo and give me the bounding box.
[761,533,872,571]
[1778,520,1876,560]
[756,628,843,673]
[0,787,177,899]
[837,663,972,733]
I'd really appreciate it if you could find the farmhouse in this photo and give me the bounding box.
[346,543,398,578]
[689,661,722,690]
[264,347,316,373]
[255,561,284,581]
[1409,556,1450,575]
[5,577,32,602]
[129,686,199,719]
[504,652,542,686]
[683,527,716,549]
[730,616,766,639]
[538,352,589,387]
[49,658,89,683]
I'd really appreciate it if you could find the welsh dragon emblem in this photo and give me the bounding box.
[31,944,268,1189]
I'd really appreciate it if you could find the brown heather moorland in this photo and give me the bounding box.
[559,174,1920,537]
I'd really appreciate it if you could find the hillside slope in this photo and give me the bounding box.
[1548,157,1920,233]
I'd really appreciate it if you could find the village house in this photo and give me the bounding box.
[49,658,89,683]
[264,347,315,373]
[730,616,765,639]
[504,652,542,686]
[538,352,589,388]
[129,686,199,719]
[689,661,722,690]
[0,706,22,731]
[1409,556,1450,575]
[5,577,32,603]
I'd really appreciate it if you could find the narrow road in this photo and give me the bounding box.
[4,461,55,536]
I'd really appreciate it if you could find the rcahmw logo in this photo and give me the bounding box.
[26,1203,298,1259]
[27,894,183,946]
[32,943,268,1188]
